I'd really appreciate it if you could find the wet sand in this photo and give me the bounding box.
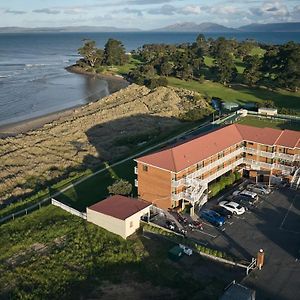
[0,67,129,138]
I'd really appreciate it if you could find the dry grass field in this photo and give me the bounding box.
[0,84,211,205]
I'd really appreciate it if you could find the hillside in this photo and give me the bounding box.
[238,22,300,32]
[153,22,237,32]
[0,84,211,205]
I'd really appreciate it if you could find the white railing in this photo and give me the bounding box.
[204,158,244,183]
[277,152,295,161]
[171,147,243,187]
[244,159,294,173]
[135,179,138,187]
[51,199,87,219]
[244,147,275,159]
[134,167,138,174]
[291,168,300,189]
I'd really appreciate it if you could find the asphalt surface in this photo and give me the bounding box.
[152,186,300,300]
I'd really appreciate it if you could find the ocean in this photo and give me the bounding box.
[0,31,299,127]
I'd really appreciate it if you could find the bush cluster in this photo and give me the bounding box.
[209,171,241,198]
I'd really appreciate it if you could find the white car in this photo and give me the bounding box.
[179,244,193,256]
[247,184,271,195]
[219,201,245,215]
[233,189,258,199]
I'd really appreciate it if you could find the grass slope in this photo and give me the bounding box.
[0,206,226,299]
[168,77,300,112]
[237,116,300,131]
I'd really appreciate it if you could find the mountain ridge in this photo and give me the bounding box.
[0,22,300,33]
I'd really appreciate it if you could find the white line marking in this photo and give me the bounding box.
[194,229,217,238]
[279,195,297,230]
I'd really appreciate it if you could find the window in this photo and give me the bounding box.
[130,221,133,228]
[142,165,148,172]
[248,142,254,146]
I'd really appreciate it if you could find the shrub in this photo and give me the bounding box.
[107,179,132,196]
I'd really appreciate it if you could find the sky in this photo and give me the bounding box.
[1,0,300,29]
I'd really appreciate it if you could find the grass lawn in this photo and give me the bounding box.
[55,160,136,211]
[237,116,300,131]
[0,205,228,299]
[168,77,300,113]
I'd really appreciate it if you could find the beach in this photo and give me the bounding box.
[0,68,129,138]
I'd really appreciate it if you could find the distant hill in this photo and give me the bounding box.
[238,22,300,32]
[0,26,141,33]
[152,22,237,32]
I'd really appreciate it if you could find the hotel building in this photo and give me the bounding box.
[134,124,300,215]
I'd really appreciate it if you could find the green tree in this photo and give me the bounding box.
[78,40,103,67]
[160,61,173,76]
[243,55,262,86]
[275,42,300,91]
[236,41,255,59]
[104,38,128,66]
[213,53,237,85]
[107,179,132,196]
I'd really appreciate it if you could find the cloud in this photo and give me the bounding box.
[63,8,86,15]
[123,8,143,16]
[181,5,202,15]
[33,8,60,15]
[127,0,174,5]
[148,4,202,16]
[5,9,26,15]
[249,1,290,18]
[148,4,177,15]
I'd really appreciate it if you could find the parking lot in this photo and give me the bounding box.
[151,184,300,300]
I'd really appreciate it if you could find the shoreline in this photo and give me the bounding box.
[0,66,130,138]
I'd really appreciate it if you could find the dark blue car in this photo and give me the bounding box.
[200,209,225,227]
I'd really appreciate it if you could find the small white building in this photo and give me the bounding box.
[258,107,278,116]
[86,195,151,239]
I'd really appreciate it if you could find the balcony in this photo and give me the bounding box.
[244,159,294,173]
[244,147,275,159]
[277,152,296,161]
[134,166,138,174]
[134,179,138,187]
[171,147,244,187]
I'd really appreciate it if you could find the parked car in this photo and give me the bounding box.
[179,244,193,256]
[199,209,225,227]
[165,220,176,231]
[247,184,271,195]
[211,205,233,219]
[233,197,254,210]
[232,194,257,205]
[233,189,258,200]
[219,201,246,215]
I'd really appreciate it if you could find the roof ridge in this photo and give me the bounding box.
[170,148,177,172]
[274,129,285,146]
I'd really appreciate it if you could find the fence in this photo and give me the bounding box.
[247,110,300,122]
[0,197,51,225]
[51,199,87,219]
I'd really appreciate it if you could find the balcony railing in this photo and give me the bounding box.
[171,147,243,187]
[134,167,138,175]
[244,159,294,173]
[277,152,296,161]
[244,147,275,159]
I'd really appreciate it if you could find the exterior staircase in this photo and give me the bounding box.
[291,168,300,190]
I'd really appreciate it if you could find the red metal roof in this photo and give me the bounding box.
[88,195,151,220]
[136,124,300,173]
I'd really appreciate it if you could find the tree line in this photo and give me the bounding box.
[76,36,299,92]
[77,38,128,70]
[129,35,300,92]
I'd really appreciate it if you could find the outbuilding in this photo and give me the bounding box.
[258,107,278,116]
[86,195,151,239]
